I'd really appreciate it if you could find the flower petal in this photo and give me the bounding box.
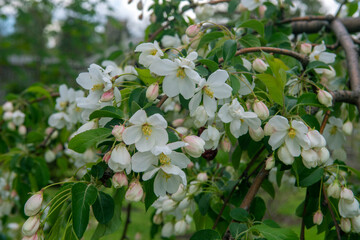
[122,125,142,145]
[169,152,191,168]
[148,114,167,128]
[129,110,147,125]
[132,152,158,172]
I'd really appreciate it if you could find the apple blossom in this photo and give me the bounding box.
[161,222,174,238]
[153,214,163,225]
[339,188,360,218]
[171,184,186,201]
[45,150,56,163]
[327,180,341,199]
[309,42,336,63]
[7,122,16,131]
[342,121,353,135]
[183,135,205,157]
[186,25,200,38]
[300,43,312,54]
[161,34,181,48]
[277,145,295,165]
[125,179,143,202]
[340,218,351,233]
[122,110,168,152]
[220,136,231,152]
[313,210,323,225]
[146,83,159,102]
[265,155,275,170]
[22,216,40,237]
[174,220,187,235]
[108,144,131,174]
[135,41,164,67]
[252,58,267,72]
[317,89,333,107]
[24,192,43,216]
[253,100,269,120]
[162,198,177,212]
[112,172,128,188]
[241,0,264,11]
[2,101,13,112]
[112,125,125,141]
[3,111,13,121]
[172,118,184,127]
[323,117,346,150]
[197,173,208,182]
[301,149,318,168]
[190,105,208,128]
[249,127,264,142]
[18,125,27,136]
[200,126,221,150]
[100,89,114,102]
[352,215,360,233]
[12,110,25,126]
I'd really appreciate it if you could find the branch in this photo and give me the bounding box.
[322,184,341,240]
[29,92,60,104]
[156,95,168,108]
[219,47,309,68]
[280,15,334,24]
[121,203,132,240]
[290,17,360,34]
[332,90,360,106]
[319,110,331,134]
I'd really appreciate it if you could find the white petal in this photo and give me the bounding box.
[147,114,167,128]
[154,171,167,196]
[203,95,216,118]
[76,72,92,90]
[135,134,155,152]
[122,126,142,145]
[187,52,198,61]
[163,75,180,97]
[179,77,195,99]
[188,91,202,114]
[132,152,158,172]
[161,165,187,185]
[212,84,232,99]
[230,119,241,138]
[268,115,290,131]
[167,141,187,151]
[129,110,147,125]
[285,137,301,157]
[152,145,172,156]
[169,152,191,168]
[218,104,232,123]
[207,69,229,84]
[269,131,287,150]
[143,168,160,181]
[149,59,178,76]
[152,127,169,146]
[319,52,336,64]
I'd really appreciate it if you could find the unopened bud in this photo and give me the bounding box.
[100,89,114,102]
[341,188,354,202]
[161,222,174,238]
[253,100,269,120]
[313,210,323,225]
[183,135,205,158]
[22,233,39,240]
[317,89,333,107]
[317,147,330,165]
[265,155,275,170]
[197,172,208,182]
[3,111,13,121]
[190,34,201,49]
[186,24,200,38]
[264,122,276,136]
[252,58,267,73]
[7,122,16,131]
[176,127,188,136]
[146,83,159,102]
[172,118,184,127]
[3,101,13,112]
[327,180,341,199]
[187,162,194,169]
[112,125,125,141]
[278,145,294,165]
[342,121,353,135]
[220,137,231,152]
[174,220,187,235]
[162,199,177,212]
[138,13,143,20]
[340,218,351,233]
[103,151,112,163]
[18,125,27,136]
[172,184,186,201]
[125,179,143,202]
[178,197,191,210]
[153,214,163,224]
[45,150,56,163]
[249,127,264,142]
[301,149,318,169]
[322,66,336,79]
[258,5,266,18]
[45,127,58,140]
[24,192,43,216]
[300,43,312,54]
[22,216,40,237]
[112,172,128,188]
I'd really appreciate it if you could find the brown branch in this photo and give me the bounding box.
[148,22,171,42]
[322,184,341,240]
[332,90,360,106]
[121,203,132,240]
[38,128,56,148]
[212,146,266,229]
[219,47,309,68]
[319,110,331,134]
[29,92,60,104]
[156,95,168,108]
[280,15,334,24]
[290,17,360,34]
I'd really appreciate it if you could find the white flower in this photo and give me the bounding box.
[317,90,333,107]
[342,121,353,135]
[12,110,25,126]
[102,61,137,83]
[171,184,186,201]
[218,98,261,138]
[56,85,84,111]
[249,127,264,142]
[190,105,208,128]
[238,75,255,97]
[2,101,13,112]
[112,125,125,141]
[338,188,360,218]
[125,179,143,202]
[253,100,269,120]
[277,145,295,165]
[108,144,131,174]
[200,126,221,150]
[174,220,187,235]
[252,58,267,72]
[122,110,168,152]
[197,172,208,182]
[266,116,310,157]
[3,111,13,121]
[132,142,190,196]
[161,222,174,238]
[309,42,336,64]
[48,112,72,129]
[300,43,312,54]
[112,172,128,188]
[327,181,341,199]
[323,117,346,150]
[161,34,181,48]
[135,41,164,67]
[195,4,215,21]
[352,215,360,233]
[149,52,201,99]
[183,136,205,157]
[340,218,351,233]
[301,149,318,168]
[307,130,326,148]
[241,0,264,11]
[45,150,56,163]
[242,58,252,71]
[189,70,232,117]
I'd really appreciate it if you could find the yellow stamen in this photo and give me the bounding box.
[75,107,82,112]
[176,68,186,79]
[150,49,157,55]
[314,55,320,60]
[59,101,68,109]
[203,86,214,98]
[159,153,171,165]
[142,124,152,138]
[330,126,337,135]
[163,172,172,181]
[288,128,296,139]
[92,83,104,91]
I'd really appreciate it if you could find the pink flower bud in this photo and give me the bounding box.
[174,103,181,112]
[146,83,159,102]
[112,172,128,188]
[24,192,43,217]
[103,151,112,163]
[300,43,312,54]
[258,5,266,18]
[327,180,341,199]
[341,188,354,202]
[190,35,201,49]
[197,172,208,182]
[172,118,185,127]
[252,58,267,73]
[187,162,194,169]
[18,125,27,136]
[174,220,187,235]
[340,218,351,233]
[153,214,163,224]
[100,89,114,102]
[22,233,39,240]
[186,24,200,38]
[183,135,205,158]
[220,137,231,152]
[313,210,323,225]
[249,127,264,142]
[3,101,13,112]
[45,127,58,139]
[253,100,269,120]
[112,125,125,141]
[342,121,353,135]
[265,155,275,170]
[125,180,143,202]
[3,111,13,121]
[22,216,40,237]
[317,89,333,107]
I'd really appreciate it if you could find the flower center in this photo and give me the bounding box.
[142,124,152,138]
[159,153,171,165]
[176,68,186,79]
[288,128,296,138]
[203,86,214,98]
[150,49,157,55]
[75,106,82,112]
[314,55,320,60]
[92,83,104,91]
[330,126,337,135]
[59,101,68,109]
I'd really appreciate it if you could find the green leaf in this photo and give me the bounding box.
[347,2,358,16]
[190,229,221,240]
[256,73,284,106]
[305,61,330,73]
[261,179,275,199]
[297,93,322,108]
[199,193,211,215]
[301,114,320,130]
[197,59,219,72]
[222,40,237,62]
[231,145,242,170]
[237,19,264,37]
[26,131,44,144]
[230,208,249,222]
[108,50,123,60]
[135,68,158,86]
[143,177,157,211]
[72,183,98,238]
[239,34,261,48]
[89,106,124,120]
[230,75,240,94]
[229,222,247,238]
[198,32,224,49]
[251,223,298,240]
[68,128,112,153]
[26,86,52,102]
[92,191,114,224]
[228,0,239,14]
[249,197,266,221]
[299,168,324,187]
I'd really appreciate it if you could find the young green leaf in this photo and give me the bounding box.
[68,128,112,153]
[89,106,124,120]
[92,191,115,224]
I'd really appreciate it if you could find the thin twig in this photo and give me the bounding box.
[335,0,347,18]
[29,92,60,104]
[322,184,341,240]
[319,110,331,134]
[38,128,56,148]
[121,203,132,240]
[156,95,168,108]
[279,15,334,24]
